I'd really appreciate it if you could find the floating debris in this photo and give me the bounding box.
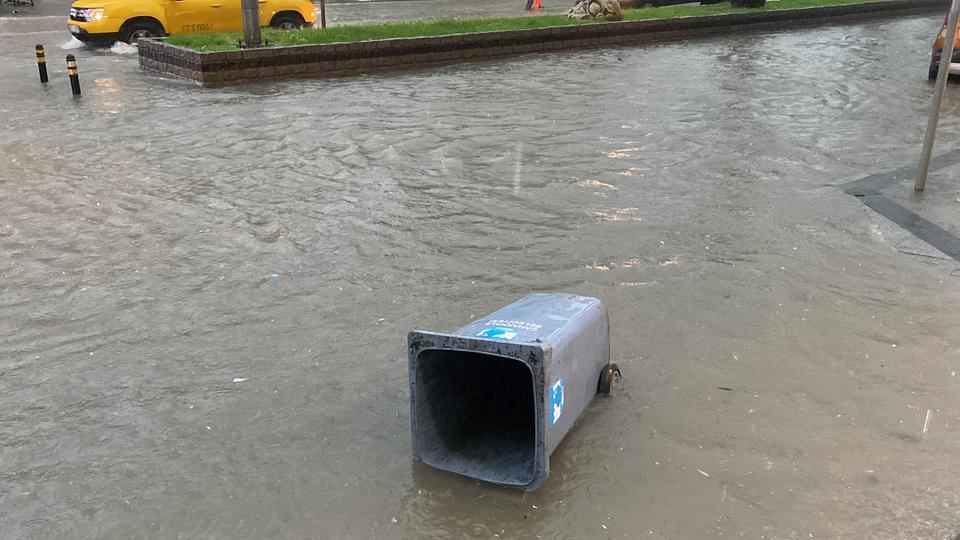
[593,208,641,222]
[578,179,619,191]
[605,147,639,158]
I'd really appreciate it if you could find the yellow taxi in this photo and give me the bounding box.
[68,0,317,45]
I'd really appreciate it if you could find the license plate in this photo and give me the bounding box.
[69,25,80,34]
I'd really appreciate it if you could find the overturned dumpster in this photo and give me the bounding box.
[407,293,620,491]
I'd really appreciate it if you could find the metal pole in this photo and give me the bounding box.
[240,0,261,47]
[319,0,326,29]
[917,0,960,192]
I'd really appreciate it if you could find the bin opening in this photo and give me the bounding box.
[413,349,536,486]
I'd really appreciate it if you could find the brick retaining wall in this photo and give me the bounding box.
[138,0,947,86]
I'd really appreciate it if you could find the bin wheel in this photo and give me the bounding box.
[598,362,621,395]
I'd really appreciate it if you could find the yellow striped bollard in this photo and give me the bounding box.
[66,54,81,96]
[35,44,48,83]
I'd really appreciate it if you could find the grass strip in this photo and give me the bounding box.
[168,0,893,52]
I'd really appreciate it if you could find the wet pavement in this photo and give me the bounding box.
[3,5,960,539]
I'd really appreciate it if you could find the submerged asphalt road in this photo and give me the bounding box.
[2,6,960,539]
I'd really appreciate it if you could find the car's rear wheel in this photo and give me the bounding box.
[270,12,305,30]
[120,19,164,44]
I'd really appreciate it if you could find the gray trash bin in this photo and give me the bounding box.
[407,293,619,491]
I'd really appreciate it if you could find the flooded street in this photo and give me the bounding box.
[2,6,960,539]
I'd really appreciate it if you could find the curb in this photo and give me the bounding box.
[138,0,948,86]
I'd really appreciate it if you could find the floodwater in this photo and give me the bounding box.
[3,7,960,539]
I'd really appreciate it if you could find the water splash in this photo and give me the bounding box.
[61,37,85,50]
[109,41,137,55]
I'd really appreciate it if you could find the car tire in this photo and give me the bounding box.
[119,20,164,44]
[270,12,305,30]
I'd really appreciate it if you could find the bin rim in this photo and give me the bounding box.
[407,330,550,489]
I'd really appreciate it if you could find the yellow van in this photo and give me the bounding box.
[68,0,317,45]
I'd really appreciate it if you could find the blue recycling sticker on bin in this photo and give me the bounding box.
[550,379,565,426]
[476,326,519,341]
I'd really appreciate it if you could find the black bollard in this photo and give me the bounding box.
[66,54,81,96]
[36,45,48,83]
